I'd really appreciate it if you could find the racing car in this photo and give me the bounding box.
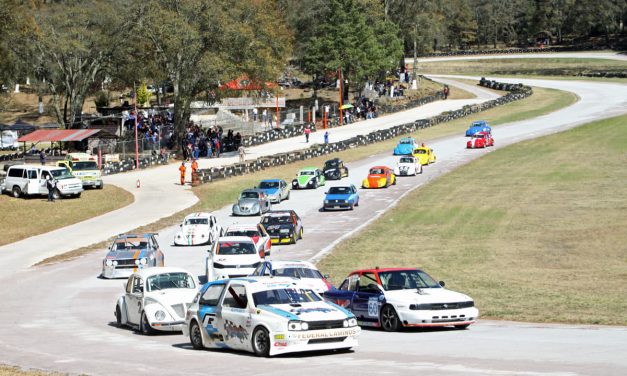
[232,189,272,216]
[183,277,360,356]
[292,167,326,189]
[250,260,334,293]
[412,145,436,165]
[257,179,290,203]
[101,233,165,279]
[393,137,417,155]
[323,185,359,210]
[393,156,422,176]
[205,236,265,281]
[362,166,396,188]
[323,268,479,331]
[223,223,272,256]
[322,158,349,180]
[174,212,222,246]
[466,131,494,149]
[465,120,491,137]
[260,210,304,244]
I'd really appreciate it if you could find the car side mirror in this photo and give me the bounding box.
[439,281,445,287]
[179,224,182,227]
[324,191,328,194]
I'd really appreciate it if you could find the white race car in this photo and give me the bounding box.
[183,277,360,356]
[393,156,422,176]
[114,267,198,334]
[250,260,334,293]
[174,212,222,246]
[205,236,265,281]
[223,224,272,256]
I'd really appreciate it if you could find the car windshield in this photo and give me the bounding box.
[259,181,279,189]
[399,139,412,144]
[328,186,350,194]
[324,161,338,169]
[274,267,323,279]
[217,241,256,255]
[399,157,413,163]
[414,149,426,154]
[113,240,149,251]
[240,191,259,199]
[252,288,321,305]
[146,272,196,292]
[370,168,384,174]
[472,122,486,127]
[475,134,485,139]
[261,215,291,225]
[50,169,74,179]
[185,218,208,225]
[300,170,315,176]
[379,270,441,291]
[72,161,98,170]
[225,230,260,237]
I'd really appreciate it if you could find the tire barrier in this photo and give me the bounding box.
[576,71,627,79]
[194,80,532,185]
[102,154,171,176]
[417,45,608,58]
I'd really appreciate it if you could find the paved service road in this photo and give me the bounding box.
[1,72,626,375]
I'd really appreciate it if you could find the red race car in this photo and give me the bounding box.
[466,131,494,149]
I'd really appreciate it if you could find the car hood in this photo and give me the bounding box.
[261,187,279,195]
[105,249,147,260]
[145,289,198,305]
[263,301,351,321]
[179,224,209,236]
[393,144,414,154]
[296,175,315,185]
[325,193,352,200]
[237,198,260,206]
[213,254,261,265]
[264,223,294,231]
[384,288,473,304]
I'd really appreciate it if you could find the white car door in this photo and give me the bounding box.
[25,168,41,195]
[218,282,252,351]
[125,276,144,325]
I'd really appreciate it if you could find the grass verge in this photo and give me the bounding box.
[0,365,61,376]
[0,185,134,247]
[37,84,575,266]
[317,114,627,326]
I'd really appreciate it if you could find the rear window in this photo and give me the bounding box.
[8,168,24,178]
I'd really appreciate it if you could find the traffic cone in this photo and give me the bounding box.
[136,179,140,188]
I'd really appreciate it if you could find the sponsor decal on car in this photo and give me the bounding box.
[294,328,359,340]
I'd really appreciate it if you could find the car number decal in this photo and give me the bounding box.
[368,297,379,317]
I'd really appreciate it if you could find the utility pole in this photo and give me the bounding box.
[413,24,418,90]
[133,81,139,169]
[338,67,343,126]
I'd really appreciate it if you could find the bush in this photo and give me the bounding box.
[94,91,110,107]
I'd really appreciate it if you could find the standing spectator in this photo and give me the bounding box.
[191,158,198,175]
[268,113,273,128]
[39,150,46,165]
[304,125,311,143]
[324,131,329,144]
[178,162,186,185]
[238,145,246,163]
[46,174,56,202]
[262,109,267,125]
[443,85,449,99]
[252,107,258,122]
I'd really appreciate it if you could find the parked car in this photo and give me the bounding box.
[323,184,359,210]
[114,267,198,334]
[322,158,349,180]
[174,212,222,246]
[2,164,83,199]
[465,120,491,137]
[393,156,422,176]
[260,210,304,244]
[257,179,290,203]
[393,137,417,156]
[412,146,437,165]
[183,277,360,356]
[232,189,272,216]
[205,236,265,281]
[362,166,396,188]
[57,153,103,189]
[292,167,326,189]
[250,260,334,293]
[324,268,479,331]
[466,131,494,149]
[223,223,272,256]
[101,233,165,279]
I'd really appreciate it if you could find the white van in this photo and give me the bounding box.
[2,165,83,199]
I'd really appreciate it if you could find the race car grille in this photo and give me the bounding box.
[115,259,137,268]
[409,301,474,310]
[214,262,260,269]
[171,304,186,318]
[308,337,347,344]
[305,320,345,330]
[327,200,345,204]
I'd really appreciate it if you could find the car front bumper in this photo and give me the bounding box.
[149,321,185,332]
[232,206,261,216]
[101,265,135,279]
[323,202,352,210]
[397,307,479,327]
[270,235,294,244]
[269,326,360,356]
[81,179,103,187]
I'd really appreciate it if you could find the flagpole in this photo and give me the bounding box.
[134,81,139,169]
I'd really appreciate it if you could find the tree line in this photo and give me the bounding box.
[0,0,625,137]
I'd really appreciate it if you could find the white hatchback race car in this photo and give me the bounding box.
[223,224,272,256]
[205,236,265,282]
[250,260,334,294]
[393,156,422,176]
[183,277,360,356]
[114,267,198,334]
[174,212,222,246]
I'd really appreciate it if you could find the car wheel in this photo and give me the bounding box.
[115,305,122,327]
[190,321,204,350]
[380,305,400,332]
[291,232,297,244]
[75,193,81,198]
[314,180,319,189]
[454,324,470,330]
[52,189,61,200]
[98,182,104,190]
[299,228,304,239]
[251,326,270,357]
[349,203,354,210]
[140,311,155,335]
[286,191,290,200]
[12,186,21,198]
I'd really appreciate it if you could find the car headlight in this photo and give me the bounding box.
[347,318,357,327]
[140,257,147,265]
[177,234,181,238]
[324,200,329,204]
[135,259,140,265]
[288,320,309,331]
[112,260,118,266]
[343,319,349,327]
[105,259,113,267]
[155,310,166,321]
[307,180,314,186]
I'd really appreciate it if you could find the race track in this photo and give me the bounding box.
[1,69,627,375]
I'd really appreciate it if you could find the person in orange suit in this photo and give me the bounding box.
[179,162,186,185]
[191,159,198,174]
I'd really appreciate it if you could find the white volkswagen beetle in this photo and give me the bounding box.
[174,212,222,246]
[114,267,198,334]
[183,277,360,356]
[393,156,422,176]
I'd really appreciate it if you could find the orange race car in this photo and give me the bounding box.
[362,166,396,188]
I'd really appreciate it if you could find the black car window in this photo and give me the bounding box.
[357,273,379,293]
[8,168,24,178]
[200,284,225,306]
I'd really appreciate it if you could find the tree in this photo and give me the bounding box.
[136,82,150,107]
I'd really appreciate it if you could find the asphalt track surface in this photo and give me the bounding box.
[1,58,627,375]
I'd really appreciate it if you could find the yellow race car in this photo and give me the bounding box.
[412,146,436,165]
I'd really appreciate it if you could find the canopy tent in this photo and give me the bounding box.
[18,129,116,143]
[220,75,276,91]
[0,119,38,132]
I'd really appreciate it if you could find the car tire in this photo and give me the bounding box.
[314,180,319,189]
[355,200,359,207]
[454,324,470,330]
[97,182,104,190]
[12,186,21,198]
[75,193,81,198]
[115,305,122,327]
[140,311,155,335]
[190,321,204,350]
[291,232,297,244]
[286,191,290,200]
[380,305,401,332]
[299,228,304,240]
[52,189,61,200]
[251,326,270,357]
[349,204,354,210]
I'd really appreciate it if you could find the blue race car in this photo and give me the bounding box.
[323,184,359,211]
[465,120,491,137]
[257,179,290,203]
[393,137,417,155]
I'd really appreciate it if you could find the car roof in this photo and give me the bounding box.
[325,158,341,162]
[399,137,414,141]
[116,233,153,240]
[241,188,263,193]
[184,212,212,219]
[300,167,318,171]
[265,210,295,216]
[471,120,487,126]
[263,260,316,269]
[133,267,191,279]
[260,179,282,183]
[369,165,389,170]
[349,267,422,275]
[202,276,307,293]
[218,236,255,243]
[225,224,259,231]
